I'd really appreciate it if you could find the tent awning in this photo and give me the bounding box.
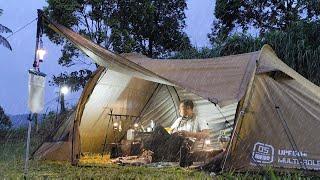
[42,12,258,106]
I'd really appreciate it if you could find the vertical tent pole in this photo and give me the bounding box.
[24,9,45,177]
[24,114,33,176]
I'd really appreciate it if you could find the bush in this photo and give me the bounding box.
[0,106,12,139]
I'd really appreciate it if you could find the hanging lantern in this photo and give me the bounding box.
[37,39,46,62]
[37,48,46,62]
[118,120,122,132]
[113,121,119,131]
[113,122,119,127]
[205,139,211,145]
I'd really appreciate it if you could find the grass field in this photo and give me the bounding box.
[0,140,213,179]
[0,139,317,179]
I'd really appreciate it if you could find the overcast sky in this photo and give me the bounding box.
[0,0,215,115]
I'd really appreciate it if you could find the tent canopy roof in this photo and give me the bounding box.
[122,51,259,106]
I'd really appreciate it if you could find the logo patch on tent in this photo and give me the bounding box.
[252,142,274,164]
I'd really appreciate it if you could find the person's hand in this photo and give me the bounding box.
[175,130,188,137]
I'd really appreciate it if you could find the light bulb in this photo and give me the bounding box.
[37,48,46,61]
[134,123,139,128]
[205,139,211,145]
[60,86,69,95]
[113,122,119,127]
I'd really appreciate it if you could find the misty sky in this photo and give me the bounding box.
[0,0,215,115]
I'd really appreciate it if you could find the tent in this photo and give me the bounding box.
[32,12,320,172]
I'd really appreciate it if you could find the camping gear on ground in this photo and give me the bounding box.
[120,140,142,156]
[109,143,122,158]
[111,150,154,166]
[179,138,194,167]
[32,10,320,174]
[142,126,195,163]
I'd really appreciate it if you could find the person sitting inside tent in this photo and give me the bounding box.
[171,99,210,138]
[144,99,210,167]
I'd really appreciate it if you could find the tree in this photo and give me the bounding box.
[174,21,320,85]
[0,9,12,50]
[209,0,320,42]
[43,0,191,92]
[171,46,218,59]
[44,0,115,92]
[212,21,320,85]
[110,0,191,57]
[0,105,12,137]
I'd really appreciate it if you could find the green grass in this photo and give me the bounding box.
[0,140,318,179]
[0,141,212,179]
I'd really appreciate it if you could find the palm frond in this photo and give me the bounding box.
[0,35,12,50]
[0,24,12,33]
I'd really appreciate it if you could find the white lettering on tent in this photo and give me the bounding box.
[278,149,307,157]
[251,143,320,170]
[277,149,320,169]
[278,157,320,169]
[252,142,274,164]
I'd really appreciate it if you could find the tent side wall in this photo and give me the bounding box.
[139,85,180,128]
[71,67,106,164]
[79,69,158,153]
[32,111,75,161]
[224,74,320,171]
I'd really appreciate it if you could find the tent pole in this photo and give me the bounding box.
[101,109,113,157]
[24,113,34,177]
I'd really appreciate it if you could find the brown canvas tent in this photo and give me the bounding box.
[32,13,320,172]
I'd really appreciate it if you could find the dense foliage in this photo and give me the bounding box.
[43,0,190,91]
[203,0,320,86]
[175,21,320,85]
[209,0,320,41]
[0,106,11,138]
